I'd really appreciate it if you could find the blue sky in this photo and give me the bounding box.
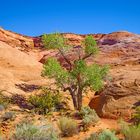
[0,0,140,36]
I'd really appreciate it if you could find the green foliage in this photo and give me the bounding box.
[98,130,118,140]
[58,117,78,137]
[12,123,59,140]
[71,60,87,78]
[43,59,108,92]
[42,33,67,50]
[82,64,109,91]
[42,58,69,86]
[79,106,99,120]
[119,120,140,140]
[28,89,62,114]
[83,35,99,55]
[86,129,118,140]
[133,106,140,125]
[86,133,98,140]
[79,106,99,131]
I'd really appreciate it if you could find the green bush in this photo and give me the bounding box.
[28,89,62,114]
[58,117,78,137]
[133,106,140,125]
[86,129,118,140]
[98,129,118,140]
[85,133,98,140]
[12,123,59,140]
[79,106,99,131]
[120,120,140,140]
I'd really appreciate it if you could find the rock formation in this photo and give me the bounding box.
[0,27,34,51]
[0,28,140,119]
[89,31,140,119]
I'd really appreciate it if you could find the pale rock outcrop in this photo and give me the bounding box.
[0,41,46,95]
[0,27,34,50]
[89,66,140,119]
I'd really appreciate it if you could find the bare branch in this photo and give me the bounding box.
[82,53,93,60]
[58,48,72,70]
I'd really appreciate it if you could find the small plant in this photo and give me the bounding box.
[28,88,62,114]
[11,123,59,140]
[86,133,98,140]
[58,117,78,137]
[133,106,140,125]
[98,129,118,140]
[79,106,99,131]
[119,120,140,140]
[86,129,118,140]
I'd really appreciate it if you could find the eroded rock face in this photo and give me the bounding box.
[0,28,34,51]
[99,31,136,45]
[0,41,47,96]
[88,32,140,119]
[89,66,140,119]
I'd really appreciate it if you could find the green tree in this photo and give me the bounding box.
[42,33,108,110]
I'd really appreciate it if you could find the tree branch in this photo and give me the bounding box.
[76,47,82,60]
[82,53,93,60]
[58,48,72,70]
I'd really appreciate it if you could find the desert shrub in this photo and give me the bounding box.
[132,106,140,125]
[1,111,15,121]
[58,117,78,137]
[0,91,11,108]
[119,120,140,140]
[86,129,118,140]
[98,129,118,140]
[85,133,98,140]
[12,123,59,140]
[79,106,99,131]
[28,88,62,114]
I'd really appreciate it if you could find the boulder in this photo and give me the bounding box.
[89,66,140,119]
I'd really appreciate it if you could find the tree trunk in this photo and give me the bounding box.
[77,88,82,110]
[72,93,78,110]
[69,90,78,110]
